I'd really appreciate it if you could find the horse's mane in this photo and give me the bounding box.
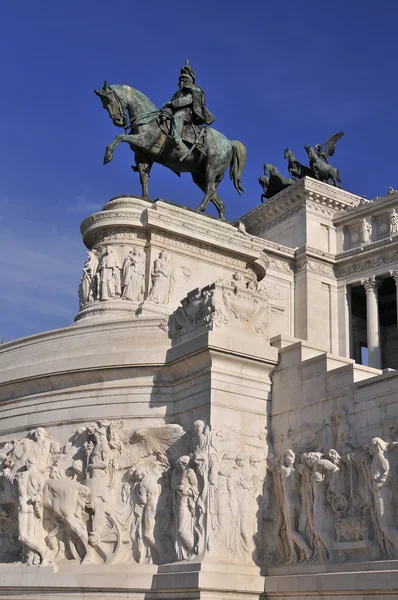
[113,84,158,113]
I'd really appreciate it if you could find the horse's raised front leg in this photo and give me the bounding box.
[134,153,153,199]
[104,133,126,164]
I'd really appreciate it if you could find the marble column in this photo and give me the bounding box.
[361,277,381,369]
[390,270,398,332]
[346,285,353,359]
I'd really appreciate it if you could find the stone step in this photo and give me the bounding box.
[300,352,353,380]
[327,361,383,389]
[270,334,326,368]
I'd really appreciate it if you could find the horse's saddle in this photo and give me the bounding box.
[159,116,207,153]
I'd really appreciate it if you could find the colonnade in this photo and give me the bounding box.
[353,272,398,369]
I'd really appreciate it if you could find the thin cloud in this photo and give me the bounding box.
[0,228,84,339]
[64,195,102,214]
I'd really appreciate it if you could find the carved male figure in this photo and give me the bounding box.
[130,466,160,563]
[390,209,398,235]
[368,437,398,555]
[6,428,56,565]
[98,246,121,300]
[85,421,112,543]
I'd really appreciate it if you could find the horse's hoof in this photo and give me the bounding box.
[103,152,113,165]
[196,205,205,213]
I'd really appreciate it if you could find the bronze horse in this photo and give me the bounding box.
[94,82,247,220]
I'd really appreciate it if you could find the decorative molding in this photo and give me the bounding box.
[295,259,335,277]
[361,276,380,293]
[306,200,338,218]
[336,250,398,277]
[295,245,335,262]
[75,301,141,322]
[88,228,146,246]
[262,239,295,258]
[150,231,247,269]
[268,258,294,274]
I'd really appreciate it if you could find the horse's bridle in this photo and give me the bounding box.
[105,87,130,132]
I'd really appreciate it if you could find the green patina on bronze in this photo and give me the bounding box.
[260,133,344,201]
[94,61,246,221]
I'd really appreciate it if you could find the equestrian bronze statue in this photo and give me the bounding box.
[94,61,246,220]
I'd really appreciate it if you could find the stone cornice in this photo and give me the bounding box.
[261,240,295,259]
[295,245,335,263]
[80,196,268,261]
[333,191,398,225]
[236,178,362,235]
[336,236,398,262]
[335,237,398,278]
[335,250,398,278]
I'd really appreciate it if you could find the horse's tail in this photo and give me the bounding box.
[230,140,247,195]
[336,169,342,183]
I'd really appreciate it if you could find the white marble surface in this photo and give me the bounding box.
[1,186,398,598]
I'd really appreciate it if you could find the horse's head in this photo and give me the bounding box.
[94,81,128,129]
[284,148,292,159]
[263,163,269,174]
[304,144,312,157]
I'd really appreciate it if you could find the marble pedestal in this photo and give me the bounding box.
[2,195,398,599]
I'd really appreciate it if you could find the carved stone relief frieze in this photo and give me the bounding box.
[78,245,146,310]
[208,425,268,564]
[150,232,247,270]
[1,409,398,569]
[336,250,398,277]
[0,420,210,567]
[269,409,398,565]
[77,245,193,315]
[295,259,335,277]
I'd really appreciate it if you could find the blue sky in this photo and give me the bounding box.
[0,0,397,342]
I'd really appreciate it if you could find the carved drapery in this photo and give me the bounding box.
[0,414,398,568]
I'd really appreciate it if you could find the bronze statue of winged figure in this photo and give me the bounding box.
[315,132,344,163]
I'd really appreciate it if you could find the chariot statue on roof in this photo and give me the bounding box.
[314,132,344,163]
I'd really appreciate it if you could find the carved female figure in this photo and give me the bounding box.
[121,248,145,302]
[171,455,199,560]
[208,451,235,553]
[78,266,92,308]
[369,437,398,554]
[148,251,173,304]
[361,218,372,244]
[278,449,312,563]
[227,453,256,560]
